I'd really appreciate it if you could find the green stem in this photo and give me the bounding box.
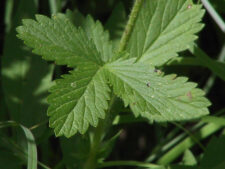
[83,1,144,168]
[48,0,61,14]
[147,109,225,163]
[146,122,203,162]
[38,162,52,169]
[190,45,225,82]
[171,122,206,151]
[29,120,48,130]
[98,160,163,169]
[83,123,105,169]
[83,96,116,169]
[157,122,223,165]
[118,0,144,52]
[204,45,225,93]
[201,0,225,33]
[4,0,14,32]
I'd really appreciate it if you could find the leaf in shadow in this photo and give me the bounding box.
[1,0,53,137]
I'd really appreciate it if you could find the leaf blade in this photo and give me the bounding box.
[16,14,103,67]
[127,0,205,66]
[48,64,111,137]
[105,58,210,122]
[83,15,113,63]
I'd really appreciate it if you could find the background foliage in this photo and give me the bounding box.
[0,0,225,169]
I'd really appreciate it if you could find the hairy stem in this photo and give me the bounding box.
[83,1,144,169]
[83,121,105,169]
[118,0,144,52]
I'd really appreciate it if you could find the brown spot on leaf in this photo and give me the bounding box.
[187,91,192,100]
[157,70,162,75]
[172,75,177,80]
[187,4,192,9]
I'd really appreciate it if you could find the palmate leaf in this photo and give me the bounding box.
[17,14,113,137]
[16,0,209,138]
[105,58,210,122]
[127,0,205,66]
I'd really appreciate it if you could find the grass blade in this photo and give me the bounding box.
[0,121,37,169]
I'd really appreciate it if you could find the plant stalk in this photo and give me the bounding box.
[98,160,163,168]
[83,95,116,169]
[118,0,144,52]
[201,0,225,33]
[83,1,144,168]
[157,122,223,165]
[204,45,225,93]
[83,121,105,169]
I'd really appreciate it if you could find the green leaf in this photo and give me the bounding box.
[66,10,113,62]
[2,0,53,136]
[169,165,197,169]
[16,14,103,67]
[157,122,223,165]
[47,64,111,137]
[17,12,115,137]
[65,9,86,27]
[200,136,225,169]
[17,13,114,66]
[0,150,23,169]
[105,58,210,122]
[98,130,121,161]
[202,116,225,126]
[127,0,205,66]
[182,149,197,166]
[60,135,90,169]
[190,45,225,82]
[168,136,225,169]
[82,15,113,62]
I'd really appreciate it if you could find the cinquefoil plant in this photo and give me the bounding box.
[17,0,211,168]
